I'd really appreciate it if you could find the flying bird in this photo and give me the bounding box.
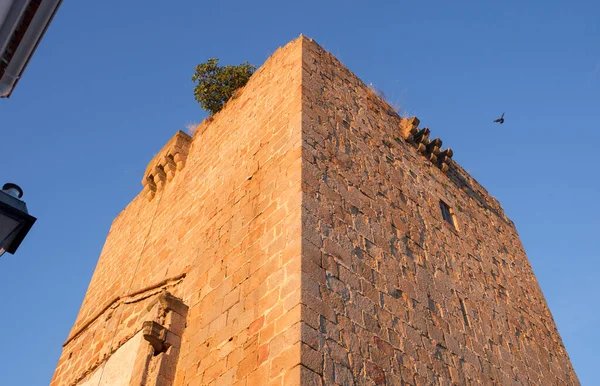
[493,113,505,124]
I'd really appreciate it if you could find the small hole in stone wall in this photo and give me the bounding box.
[458,296,471,328]
[68,352,72,359]
[439,200,458,230]
[228,337,233,342]
[390,289,403,299]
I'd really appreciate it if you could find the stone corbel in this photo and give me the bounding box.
[142,321,168,354]
[400,116,420,139]
[141,131,192,201]
[130,291,188,385]
[153,166,167,191]
[410,127,430,144]
[142,175,157,201]
[401,116,454,174]
[174,153,187,171]
[161,155,177,182]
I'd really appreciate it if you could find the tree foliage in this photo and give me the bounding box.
[192,58,256,115]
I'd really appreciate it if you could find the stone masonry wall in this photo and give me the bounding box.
[52,37,306,385]
[52,36,578,386]
[299,38,578,385]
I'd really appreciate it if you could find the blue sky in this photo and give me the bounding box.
[2,0,598,384]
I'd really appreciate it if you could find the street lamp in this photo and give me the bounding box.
[0,183,36,257]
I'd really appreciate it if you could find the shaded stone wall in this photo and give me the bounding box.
[299,38,578,385]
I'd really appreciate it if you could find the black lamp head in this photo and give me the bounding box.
[2,183,24,199]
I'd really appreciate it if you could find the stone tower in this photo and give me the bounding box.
[51,36,579,386]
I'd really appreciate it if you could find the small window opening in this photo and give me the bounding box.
[458,296,471,328]
[439,200,457,229]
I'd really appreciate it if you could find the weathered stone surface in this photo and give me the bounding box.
[300,37,578,386]
[51,36,578,386]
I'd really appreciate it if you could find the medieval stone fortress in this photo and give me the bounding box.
[51,36,579,386]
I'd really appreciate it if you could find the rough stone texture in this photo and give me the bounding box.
[51,36,578,385]
[300,39,578,385]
